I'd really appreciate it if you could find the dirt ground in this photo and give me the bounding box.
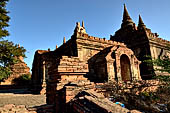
[0,89,46,108]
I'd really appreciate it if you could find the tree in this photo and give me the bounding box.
[144,55,170,74]
[0,0,26,81]
[0,0,10,38]
[153,56,170,74]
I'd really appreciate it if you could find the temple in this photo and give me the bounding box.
[31,5,170,112]
[111,4,170,79]
[31,20,141,93]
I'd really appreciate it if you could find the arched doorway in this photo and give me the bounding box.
[120,54,132,81]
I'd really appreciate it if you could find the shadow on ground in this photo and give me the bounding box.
[0,85,33,94]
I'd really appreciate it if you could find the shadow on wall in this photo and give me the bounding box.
[138,48,155,80]
[12,74,31,86]
[86,47,113,83]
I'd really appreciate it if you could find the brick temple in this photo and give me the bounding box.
[31,4,170,113]
[1,55,30,85]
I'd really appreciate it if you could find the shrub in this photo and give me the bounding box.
[12,74,31,85]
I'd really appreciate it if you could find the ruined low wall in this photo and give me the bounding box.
[46,55,93,106]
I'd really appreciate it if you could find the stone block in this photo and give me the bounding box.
[71,62,78,65]
[88,36,95,40]
[130,110,142,113]
[62,56,68,59]
[66,68,74,72]
[59,60,68,64]
[73,69,80,72]
[58,67,66,72]
[68,75,78,81]
[4,104,15,110]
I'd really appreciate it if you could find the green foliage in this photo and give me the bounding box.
[153,75,170,82]
[0,66,10,80]
[144,55,170,95]
[0,40,26,66]
[154,56,170,73]
[0,40,26,81]
[0,0,10,38]
[140,91,159,101]
[0,0,26,81]
[12,74,31,85]
[144,55,170,74]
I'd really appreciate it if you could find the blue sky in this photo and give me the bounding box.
[6,0,170,71]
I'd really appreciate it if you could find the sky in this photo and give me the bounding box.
[6,0,170,71]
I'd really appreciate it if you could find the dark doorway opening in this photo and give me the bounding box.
[120,54,132,81]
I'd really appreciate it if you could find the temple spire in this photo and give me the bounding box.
[63,37,66,44]
[139,15,144,24]
[121,4,134,28]
[82,21,84,28]
[123,4,131,22]
[138,15,146,30]
[74,21,87,34]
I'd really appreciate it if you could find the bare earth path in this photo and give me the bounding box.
[0,89,46,108]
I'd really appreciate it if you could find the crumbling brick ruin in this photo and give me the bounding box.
[1,55,30,85]
[31,4,170,113]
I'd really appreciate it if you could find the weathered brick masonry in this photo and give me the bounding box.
[31,4,170,113]
[32,21,141,112]
[110,4,170,79]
